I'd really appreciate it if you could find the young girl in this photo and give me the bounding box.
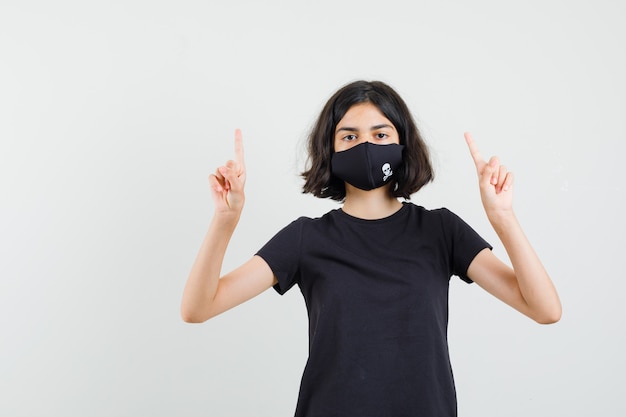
[181,80,561,416]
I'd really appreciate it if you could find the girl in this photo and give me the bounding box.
[181,80,561,416]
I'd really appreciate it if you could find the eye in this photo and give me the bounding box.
[375,133,389,139]
[342,134,357,141]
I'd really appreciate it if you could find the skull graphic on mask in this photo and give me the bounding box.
[382,163,393,181]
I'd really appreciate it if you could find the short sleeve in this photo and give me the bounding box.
[440,209,492,284]
[255,218,304,295]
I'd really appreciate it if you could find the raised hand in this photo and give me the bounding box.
[464,132,514,215]
[208,129,246,215]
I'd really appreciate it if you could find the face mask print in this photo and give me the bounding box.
[331,142,404,191]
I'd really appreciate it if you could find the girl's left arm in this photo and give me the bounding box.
[463,132,561,324]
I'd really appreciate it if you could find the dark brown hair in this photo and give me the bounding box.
[301,80,434,201]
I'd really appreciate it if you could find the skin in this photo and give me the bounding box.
[181,103,561,324]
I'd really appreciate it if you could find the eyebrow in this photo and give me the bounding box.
[335,124,395,133]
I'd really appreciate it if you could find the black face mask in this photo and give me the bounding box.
[331,142,405,191]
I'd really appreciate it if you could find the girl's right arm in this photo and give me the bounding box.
[180,130,277,323]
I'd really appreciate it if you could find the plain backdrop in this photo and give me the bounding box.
[1,1,624,416]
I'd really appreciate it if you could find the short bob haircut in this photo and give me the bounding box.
[302,80,434,201]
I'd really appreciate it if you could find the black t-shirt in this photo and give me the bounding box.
[256,202,491,417]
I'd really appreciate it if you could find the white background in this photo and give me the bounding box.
[1,0,624,416]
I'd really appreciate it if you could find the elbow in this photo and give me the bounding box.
[180,307,210,324]
[181,314,206,324]
[535,315,560,325]
[533,305,562,325]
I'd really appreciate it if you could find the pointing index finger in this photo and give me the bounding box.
[464,131,484,168]
[234,128,245,169]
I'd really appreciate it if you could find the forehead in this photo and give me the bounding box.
[337,102,393,127]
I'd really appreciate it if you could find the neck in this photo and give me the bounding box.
[341,185,403,220]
